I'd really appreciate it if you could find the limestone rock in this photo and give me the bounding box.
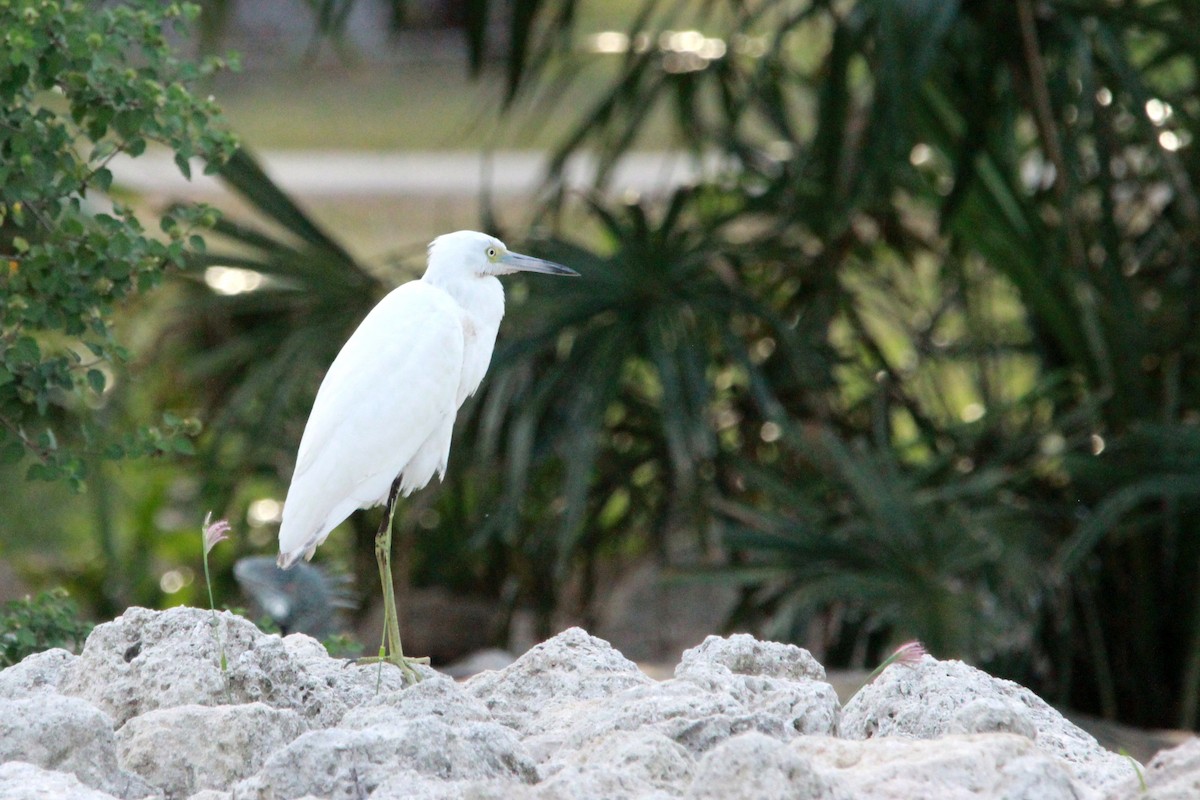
[947,696,1039,739]
[0,694,153,799]
[59,606,249,725]
[684,732,843,800]
[841,656,1136,791]
[518,634,838,767]
[59,606,423,728]
[0,609,1145,799]
[464,627,652,733]
[263,631,435,728]
[525,678,801,764]
[235,717,538,799]
[801,733,1097,800]
[676,634,827,683]
[240,670,536,799]
[0,648,75,699]
[0,761,124,800]
[340,672,494,730]
[537,729,693,799]
[369,771,537,800]
[116,702,307,798]
[1103,736,1200,800]
[674,634,839,737]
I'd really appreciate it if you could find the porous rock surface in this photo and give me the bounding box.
[57,606,414,729]
[1103,736,1200,799]
[0,606,1186,799]
[115,702,307,797]
[0,693,153,799]
[841,654,1134,790]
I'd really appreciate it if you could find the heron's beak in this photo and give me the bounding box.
[499,251,580,277]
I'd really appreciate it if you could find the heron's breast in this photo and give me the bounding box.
[456,311,500,406]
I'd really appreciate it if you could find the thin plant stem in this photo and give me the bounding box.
[201,513,231,700]
[843,641,930,708]
[202,550,227,672]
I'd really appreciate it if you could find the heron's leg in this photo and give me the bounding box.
[375,489,406,669]
[369,476,429,684]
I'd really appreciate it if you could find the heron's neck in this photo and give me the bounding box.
[423,273,506,331]
[423,273,506,406]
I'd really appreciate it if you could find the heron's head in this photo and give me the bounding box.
[426,230,578,282]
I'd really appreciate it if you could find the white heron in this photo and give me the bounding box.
[276,230,577,681]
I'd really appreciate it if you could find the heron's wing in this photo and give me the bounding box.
[278,282,465,561]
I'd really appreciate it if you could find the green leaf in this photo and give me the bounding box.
[0,0,236,487]
[0,441,25,464]
[25,462,56,482]
[215,148,360,263]
[174,151,193,179]
[1057,474,1200,575]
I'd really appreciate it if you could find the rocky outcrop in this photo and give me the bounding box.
[841,653,1134,791]
[115,702,307,797]
[57,607,413,729]
[1104,736,1200,799]
[0,694,152,799]
[0,606,1186,799]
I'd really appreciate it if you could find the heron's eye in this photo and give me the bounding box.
[486,247,498,260]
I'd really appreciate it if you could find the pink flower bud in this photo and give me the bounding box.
[202,511,231,555]
[891,640,928,666]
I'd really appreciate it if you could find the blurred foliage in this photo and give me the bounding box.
[446,189,835,630]
[6,0,1200,734]
[321,631,363,659]
[210,0,587,97]
[163,0,1200,729]
[164,149,378,509]
[0,0,237,488]
[462,0,1200,729]
[0,588,92,667]
[714,425,1045,660]
[160,147,385,603]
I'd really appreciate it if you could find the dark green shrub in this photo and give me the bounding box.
[0,588,92,667]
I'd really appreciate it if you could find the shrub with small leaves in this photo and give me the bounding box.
[0,587,93,666]
[0,0,238,488]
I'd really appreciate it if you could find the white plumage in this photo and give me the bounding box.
[275,230,576,678]
[277,282,465,565]
[276,230,576,585]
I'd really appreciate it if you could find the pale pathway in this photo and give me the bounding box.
[109,150,722,198]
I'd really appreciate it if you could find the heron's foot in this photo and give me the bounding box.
[358,652,431,685]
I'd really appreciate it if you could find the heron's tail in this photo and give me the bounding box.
[276,542,315,570]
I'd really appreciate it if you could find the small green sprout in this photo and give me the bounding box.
[1118,748,1147,792]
